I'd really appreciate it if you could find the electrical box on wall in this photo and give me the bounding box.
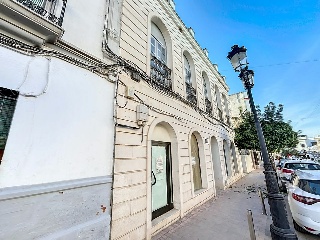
[126,86,135,99]
[136,104,149,125]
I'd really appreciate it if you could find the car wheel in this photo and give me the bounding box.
[293,219,307,233]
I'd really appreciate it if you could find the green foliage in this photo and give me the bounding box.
[234,102,299,153]
[281,148,299,157]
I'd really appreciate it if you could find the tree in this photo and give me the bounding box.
[234,102,299,154]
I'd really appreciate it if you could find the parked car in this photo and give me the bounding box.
[279,160,320,183]
[276,158,289,173]
[287,170,320,235]
[275,159,291,192]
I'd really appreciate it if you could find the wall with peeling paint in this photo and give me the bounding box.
[0,47,115,188]
[0,47,114,239]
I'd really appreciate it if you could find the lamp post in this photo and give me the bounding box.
[227,45,298,240]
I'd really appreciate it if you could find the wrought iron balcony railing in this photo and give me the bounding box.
[14,0,67,27]
[218,108,223,121]
[150,55,172,90]
[225,115,231,125]
[186,82,197,106]
[205,98,212,115]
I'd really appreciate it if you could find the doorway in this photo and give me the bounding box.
[151,141,173,220]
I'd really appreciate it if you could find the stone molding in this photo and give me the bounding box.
[0,175,112,201]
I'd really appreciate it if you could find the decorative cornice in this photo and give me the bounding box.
[0,33,120,81]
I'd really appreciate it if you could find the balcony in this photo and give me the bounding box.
[0,0,67,45]
[150,55,172,91]
[186,82,197,106]
[225,115,231,125]
[218,108,223,121]
[205,98,213,115]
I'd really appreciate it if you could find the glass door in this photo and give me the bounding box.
[151,141,173,220]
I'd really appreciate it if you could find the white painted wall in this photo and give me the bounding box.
[0,47,115,188]
[61,0,106,58]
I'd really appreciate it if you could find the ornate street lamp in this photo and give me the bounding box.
[227,45,298,240]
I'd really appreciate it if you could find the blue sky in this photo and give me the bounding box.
[174,0,320,138]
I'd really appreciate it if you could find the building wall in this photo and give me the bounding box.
[61,0,107,59]
[0,0,119,238]
[0,177,112,240]
[0,48,114,188]
[110,0,243,239]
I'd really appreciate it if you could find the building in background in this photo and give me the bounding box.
[0,0,122,239]
[229,91,251,127]
[296,135,318,153]
[314,135,320,152]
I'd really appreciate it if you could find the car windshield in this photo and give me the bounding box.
[284,163,320,170]
[298,180,320,196]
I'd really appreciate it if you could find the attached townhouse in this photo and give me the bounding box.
[0,0,244,239]
[109,1,244,239]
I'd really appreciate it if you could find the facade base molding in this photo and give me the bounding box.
[0,175,112,201]
[0,176,112,240]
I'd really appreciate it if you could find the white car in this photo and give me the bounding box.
[288,170,320,235]
[279,160,320,183]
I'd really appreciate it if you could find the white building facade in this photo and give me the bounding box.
[110,1,244,239]
[229,91,251,128]
[0,0,122,239]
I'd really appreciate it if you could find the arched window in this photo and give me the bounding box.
[202,73,212,115]
[184,55,191,84]
[150,22,172,89]
[151,23,166,63]
[183,53,197,105]
[222,94,230,125]
[214,85,223,121]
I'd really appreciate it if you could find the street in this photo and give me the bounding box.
[153,168,319,240]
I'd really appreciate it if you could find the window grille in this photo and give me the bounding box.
[150,35,172,90]
[0,87,18,163]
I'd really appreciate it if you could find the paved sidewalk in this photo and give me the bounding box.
[153,168,318,240]
[153,168,272,240]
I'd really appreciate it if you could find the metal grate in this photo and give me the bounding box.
[186,82,197,106]
[205,98,212,115]
[14,0,67,27]
[150,55,172,90]
[0,87,18,163]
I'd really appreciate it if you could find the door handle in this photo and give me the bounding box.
[151,171,156,186]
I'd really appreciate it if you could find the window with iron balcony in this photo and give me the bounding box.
[203,75,212,115]
[150,54,172,91]
[225,115,231,125]
[218,108,223,121]
[186,82,197,106]
[184,55,197,106]
[150,23,172,91]
[0,0,68,45]
[205,98,213,115]
[15,0,67,26]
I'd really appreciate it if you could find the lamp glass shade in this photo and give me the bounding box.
[229,51,247,71]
